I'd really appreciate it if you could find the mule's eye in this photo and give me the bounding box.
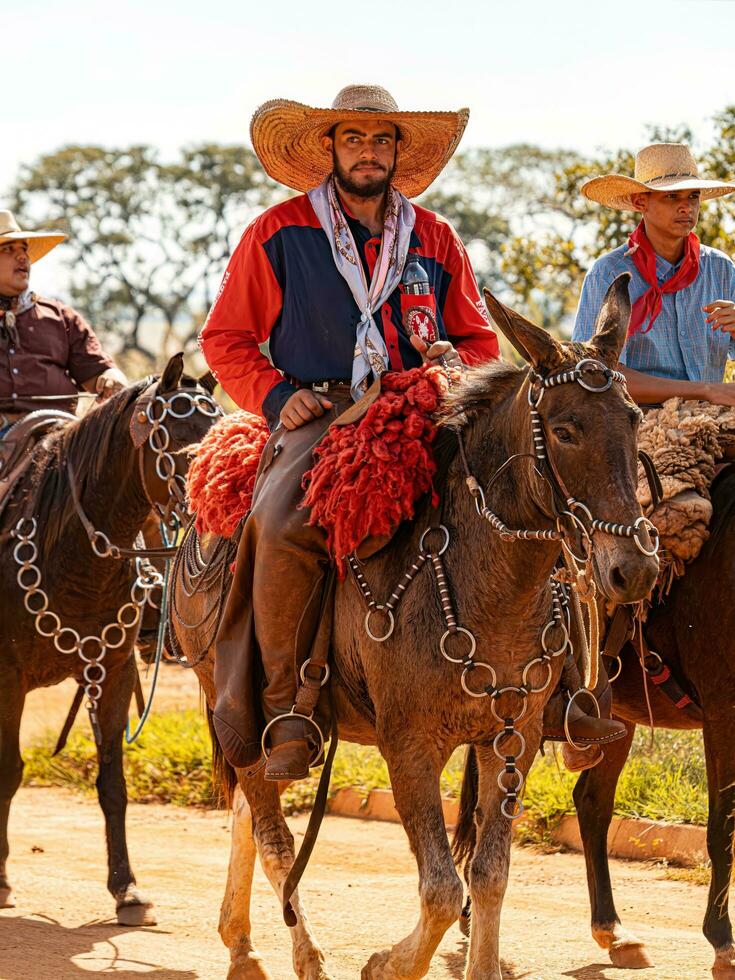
[552,426,575,444]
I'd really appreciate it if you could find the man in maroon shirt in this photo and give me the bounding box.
[0,211,126,432]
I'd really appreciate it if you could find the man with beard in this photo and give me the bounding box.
[200,84,620,778]
[0,210,126,435]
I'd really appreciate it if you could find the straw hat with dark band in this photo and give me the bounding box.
[581,143,735,212]
[0,210,65,263]
[250,84,469,199]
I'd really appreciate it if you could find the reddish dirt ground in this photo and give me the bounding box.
[0,784,715,980]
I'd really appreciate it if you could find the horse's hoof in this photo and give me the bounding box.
[361,950,392,980]
[713,946,735,978]
[227,950,274,980]
[609,941,654,969]
[116,886,157,927]
[0,886,16,909]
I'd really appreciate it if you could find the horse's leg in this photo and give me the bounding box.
[219,784,273,980]
[362,743,463,980]
[95,653,156,926]
[573,721,653,968]
[246,771,332,980]
[464,732,542,980]
[701,717,735,978]
[0,670,25,909]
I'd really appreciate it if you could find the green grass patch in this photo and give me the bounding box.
[24,712,707,829]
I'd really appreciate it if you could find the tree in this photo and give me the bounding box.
[12,144,285,368]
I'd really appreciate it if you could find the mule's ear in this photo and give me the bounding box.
[198,370,217,394]
[159,352,185,392]
[483,288,564,372]
[590,273,631,367]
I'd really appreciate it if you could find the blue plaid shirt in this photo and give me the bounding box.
[573,243,735,381]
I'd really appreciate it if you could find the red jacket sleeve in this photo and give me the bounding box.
[440,224,500,365]
[199,217,288,416]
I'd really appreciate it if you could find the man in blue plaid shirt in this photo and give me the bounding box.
[574,143,735,406]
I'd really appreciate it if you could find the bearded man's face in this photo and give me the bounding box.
[328,119,398,199]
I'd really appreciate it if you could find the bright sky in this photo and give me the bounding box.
[5,0,735,294]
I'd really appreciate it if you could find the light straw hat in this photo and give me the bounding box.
[0,210,65,263]
[250,84,469,199]
[581,143,735,211]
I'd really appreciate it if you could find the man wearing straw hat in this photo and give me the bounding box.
[200,84,507,777]
[573,143,735,405]
[0,210,126,433]
[201,84,622,777]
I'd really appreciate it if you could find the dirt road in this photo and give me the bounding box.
[0,785,714,980]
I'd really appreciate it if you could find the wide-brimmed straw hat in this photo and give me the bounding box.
[250,84,469,199]
[581,144,735,212]
[0,210,65,263]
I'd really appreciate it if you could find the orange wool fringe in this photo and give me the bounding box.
[187,366,452,570]
[186,410,269,538]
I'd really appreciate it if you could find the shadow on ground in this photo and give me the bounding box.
[0,915,198,980]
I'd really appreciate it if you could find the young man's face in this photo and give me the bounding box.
[324,119,398,199]
[0,240,31,296]
[631,188,701,241]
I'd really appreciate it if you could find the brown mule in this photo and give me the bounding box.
[172,275,659,979]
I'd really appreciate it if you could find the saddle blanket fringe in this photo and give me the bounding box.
[186,365,453,571]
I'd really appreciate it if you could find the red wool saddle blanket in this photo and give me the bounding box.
[186,366,453,571]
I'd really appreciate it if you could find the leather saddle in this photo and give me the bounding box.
[0,409,76,525]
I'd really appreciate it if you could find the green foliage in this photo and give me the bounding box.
[24,714,709,836]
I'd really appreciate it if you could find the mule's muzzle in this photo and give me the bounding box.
[594,544,659,604]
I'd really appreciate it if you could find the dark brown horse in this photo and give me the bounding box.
[0,354,219,926]
[172,278,659,979]
[573,463,735,978]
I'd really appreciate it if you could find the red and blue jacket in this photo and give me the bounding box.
[199,193,500,425]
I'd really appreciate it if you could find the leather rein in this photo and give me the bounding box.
[66,380,222,561]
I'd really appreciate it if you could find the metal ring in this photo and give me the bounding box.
[521,656,554,695]
[575,358,613,392]
[493,727,526,759]
[497,767,525,794]
[54,626,81,655]
[24,588,49,615]
[149,426,171,452]
[300,658,331,687]
[117,603,141,629]
[77,635,105,663]
[13,539,38,565]
[541,620,569,657]
[146,398,166,423]
[84,661,107,685]
[85,683,103,703]
[194,395,221,417]
[460,661,497,698]
[156,453,177,482]
[36,610,61,637]
[164,395,196,419]
[501,796,525,820]
[17,564,41,590]
[101,622,127,649]
[491,687,528,725]
[563,688,600,750]
[440,627,476,664]
[364,606,395,642]
[14,517,37,538]
[633,516,660,557]
[131,580,150,606]
[605,654,623,683]
[260,711,325,764]
[90,531,112,559]
[419,524,450,556]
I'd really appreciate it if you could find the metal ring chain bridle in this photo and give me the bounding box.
[351,526,572,820]
[11,517,164,744]
[462,357,660,559]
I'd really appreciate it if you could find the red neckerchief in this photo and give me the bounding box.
[627,221,700,335]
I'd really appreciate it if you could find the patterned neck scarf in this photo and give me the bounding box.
[308,175,415,399]
[626,221,701,335]
[0,289,34,347]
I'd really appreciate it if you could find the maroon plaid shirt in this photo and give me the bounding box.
[0,295,115,414]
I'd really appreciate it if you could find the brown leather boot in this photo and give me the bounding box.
[542,688,627,746]
[263,716,316,781]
